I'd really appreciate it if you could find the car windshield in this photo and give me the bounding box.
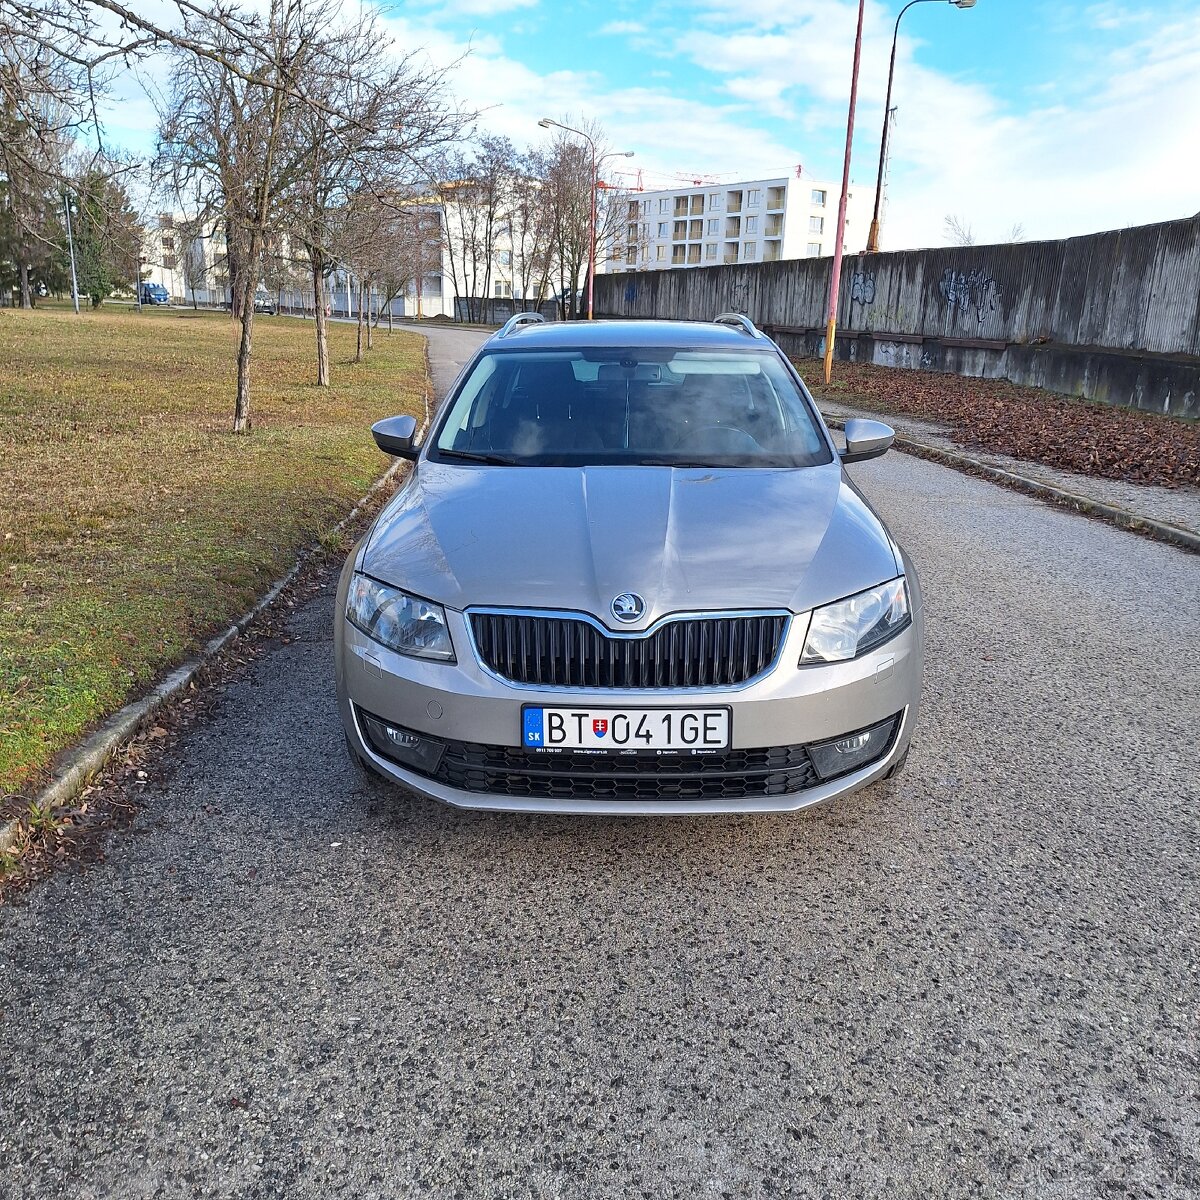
[431,348,832,468]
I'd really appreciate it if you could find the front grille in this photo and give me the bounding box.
[433,740,819,801]
[469,611,787,689]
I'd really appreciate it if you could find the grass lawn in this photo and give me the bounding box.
[1,304,426,800]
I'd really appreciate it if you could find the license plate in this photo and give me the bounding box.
[522,706,730,752]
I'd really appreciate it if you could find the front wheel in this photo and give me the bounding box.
[344,731,385,782]
[884,746,910,780]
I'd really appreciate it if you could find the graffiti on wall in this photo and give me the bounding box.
[850,271,876,306]
[939,268,1002,325]
[624,284,639,305]
[728,282,750,314]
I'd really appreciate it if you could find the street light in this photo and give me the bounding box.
[865,0,976,253]
[61,191,80,315]
[538,117,634,320]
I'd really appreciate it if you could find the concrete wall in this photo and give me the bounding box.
[594,215,1200,418]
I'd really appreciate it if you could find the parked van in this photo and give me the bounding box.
[139,283,170,306]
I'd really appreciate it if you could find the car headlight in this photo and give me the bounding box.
[800,577,910,664]
[346,574,455,661]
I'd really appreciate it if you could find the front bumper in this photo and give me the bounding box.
[335,572,923,816]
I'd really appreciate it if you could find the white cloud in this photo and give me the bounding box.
[598,21,646,36]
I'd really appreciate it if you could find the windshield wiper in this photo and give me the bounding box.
[635,458,723,468]
[438,449,518,466]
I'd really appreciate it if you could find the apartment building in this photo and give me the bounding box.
[604,175,874,273]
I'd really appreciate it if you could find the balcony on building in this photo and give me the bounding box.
[766,186,786,211]
[764,214,784,238]
[674,196,690,217]
[724,215,741,239]
[723,242,739,264]
[726,190,743,214]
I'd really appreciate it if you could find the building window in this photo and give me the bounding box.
[658,198,669,214]
[162,255,176,271]
[161,235,175,252]
[493,280,512,297]
[809,216,824,233]
[689,219,703,239]
[673,220,687,240]
[807,242,822,257]
[671,245,685,264]
[498,250,512,266]
[658,222,668,238]
[811,189,827,206]
[708,193,721,211]
[743,242,756,260]
[690,194,704,215]
[745,216,758,235]
[747,189,760,207]
[707,218,719,235]
[705,243,717,260]
[626,247,637,265]
[687,244,701,264]
[656,245,667,261]
[674,195,689,217]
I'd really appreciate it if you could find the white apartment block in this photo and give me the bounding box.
[604,176,875,273]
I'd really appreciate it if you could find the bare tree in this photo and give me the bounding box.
[508,149,553,312]
[285,12,468,385]
[943,214,976,247]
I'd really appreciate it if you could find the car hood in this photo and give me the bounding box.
[361,462,899,625]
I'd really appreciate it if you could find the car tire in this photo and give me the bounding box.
[884,746,909,780]
[344,732,385,782]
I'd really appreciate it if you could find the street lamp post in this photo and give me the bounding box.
[823,0,867,385]
[538,118,633,320]
[865,0,976,254]
[62,191,80,315]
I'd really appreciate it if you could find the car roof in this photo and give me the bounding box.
[485,318,777,352]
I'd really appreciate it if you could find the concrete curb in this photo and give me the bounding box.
[825,417,1200,556]
[1,372,433,857]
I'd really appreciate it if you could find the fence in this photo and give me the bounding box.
[594,215,1200,418]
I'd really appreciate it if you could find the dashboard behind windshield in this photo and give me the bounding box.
[431,348,832,468]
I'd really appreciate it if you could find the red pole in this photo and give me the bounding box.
[587,142,596,320]
[824,0,867,385]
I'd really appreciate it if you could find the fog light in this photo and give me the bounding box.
[359,710,445,775]
[808,715,899,781]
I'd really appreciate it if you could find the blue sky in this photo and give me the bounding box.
[102,0,1200,249]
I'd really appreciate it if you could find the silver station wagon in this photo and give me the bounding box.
[335,314,923,814]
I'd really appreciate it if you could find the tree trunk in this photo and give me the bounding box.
[233,272,256,434]
[19,263,32,309]
[387,305,393,335]
[312,258,330,387]
[355,281,365,362]
[366,282,373,351]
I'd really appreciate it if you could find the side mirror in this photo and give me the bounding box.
[372,414,419,460]
[840,418,894,464]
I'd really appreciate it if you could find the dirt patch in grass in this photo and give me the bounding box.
[801,357,1200,489]
[0,305,426,799]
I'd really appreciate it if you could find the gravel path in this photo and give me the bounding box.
[2,327,1197,1199]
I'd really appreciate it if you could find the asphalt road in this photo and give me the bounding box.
[2,326,1197,1199]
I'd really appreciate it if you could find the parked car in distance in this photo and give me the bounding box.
[139,283,170,306]
[253,292,277,315]
[336,313,923,815]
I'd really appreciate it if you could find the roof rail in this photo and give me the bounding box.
[713,312,763,338]
[495,312,546,339]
